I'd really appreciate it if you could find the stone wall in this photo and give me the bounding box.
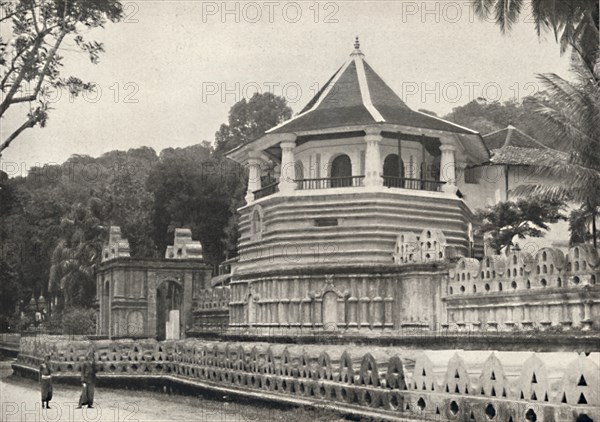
[13,337,599,422]
[446,245,600,331]
[189,287,231,333]
[229,264,447,331]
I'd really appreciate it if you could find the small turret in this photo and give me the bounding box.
[101,226,130,262]
[165,228,203,260]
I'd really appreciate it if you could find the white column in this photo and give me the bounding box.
[245,151,263,203]
[439,144,457,193]
[364,126,383,187]
[278,134,297,194]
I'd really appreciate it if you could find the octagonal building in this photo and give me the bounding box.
[225,39,490,332]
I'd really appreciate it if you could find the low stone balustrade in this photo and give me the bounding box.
[447,246,600,331]
[12,337,599,422]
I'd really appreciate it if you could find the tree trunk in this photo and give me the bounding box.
[593,208,598,249]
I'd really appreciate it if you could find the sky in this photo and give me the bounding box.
[1,0,572,175]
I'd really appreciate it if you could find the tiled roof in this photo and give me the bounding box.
[490,146,568,166]
[267,42,478,136]
[483,126,548,150]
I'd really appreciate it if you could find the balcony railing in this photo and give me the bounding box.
[251,175,443,200]
[253,182,279,200]
[296,176,365,190]
[383,176,445,192]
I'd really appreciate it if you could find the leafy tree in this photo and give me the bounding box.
[96,147,159,257]
[0,146,159,313]
[0,0,123,156]
[569,204,596,245]
[2,164,66,309]
[148,143,244,266]
[513,57,600,247]
[475,197,566,254]
[46,147,159,308]
[48,199,106,309]
[214,92,292,155]
[444,96,553,140]
[472,0,599,76]
[0,259,19,329]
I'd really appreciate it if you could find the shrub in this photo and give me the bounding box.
[60,307,96,335]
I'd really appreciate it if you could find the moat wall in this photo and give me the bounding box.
[11,336,600,422]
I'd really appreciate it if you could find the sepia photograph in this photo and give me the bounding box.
[0,1,599,421]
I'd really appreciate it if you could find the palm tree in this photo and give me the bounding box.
[48,201,106,310]
[473,0,599,75]
[513,55,600,247]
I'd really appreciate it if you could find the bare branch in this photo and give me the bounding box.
[0,29,67,116]
[0,111,41,155]
[0,36,45,117]
[30,2,42,35]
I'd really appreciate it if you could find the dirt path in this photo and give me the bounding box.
[0,363,334,422]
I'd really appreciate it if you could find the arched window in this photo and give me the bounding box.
[251,206,264,240]
[330,154,352,187]
[383,154,404,187]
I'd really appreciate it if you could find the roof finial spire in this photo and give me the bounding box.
[350,36,363,57]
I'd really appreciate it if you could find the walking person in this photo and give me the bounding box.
[77,350,97,409]
[39,355,53,409]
